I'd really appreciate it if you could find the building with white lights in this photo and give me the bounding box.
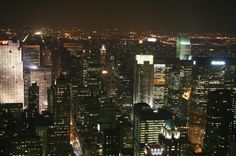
[176,35,191,60]
[0,40,24,105]
[134,55,154,107]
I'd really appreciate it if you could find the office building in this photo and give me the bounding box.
[22,44,41,67]
[165,59,192,120]
[28,82,39,115]
[153,64,166,109]
[41,48,52,66]
[22,43,40,108]
[9,135,42,156]
[133,103,172,155]
[176,34,191,60]
[189,58,236,146]
[103,127,120,156]
[204,90,236,155]
[159,120,181,156]
[134,55,154,107]
[30,67,52,113]
[0,40,24,105]
[47,74,74,156]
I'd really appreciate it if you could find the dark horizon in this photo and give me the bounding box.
[0,0,236,33]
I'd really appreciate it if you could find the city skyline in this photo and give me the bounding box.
[0,1,236,155]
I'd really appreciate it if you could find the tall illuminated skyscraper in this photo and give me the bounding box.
[176,35,191,60]
[134,55,154,107]
[0,40,24,105]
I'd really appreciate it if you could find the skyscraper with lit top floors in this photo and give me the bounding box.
[134,55,154,107]
[176,34,192,60]
[0,40,24,105]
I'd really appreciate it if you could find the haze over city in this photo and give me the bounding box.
[1,0,236,33]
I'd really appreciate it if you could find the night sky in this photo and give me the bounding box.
[0,0,235,33]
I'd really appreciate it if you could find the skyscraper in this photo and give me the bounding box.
[159,120,182,156]
[30,67,52,113]
[176,34,191,60]
[47,74,74,155]
[28,82,39,115]
[204,89,236,155]
[153,64,166,109]
[133,103,172,155]
[22,44,40,68]
[134,55,154,107]
[22,44,40,108]
[0,40,24,105]
[166,59,192,120]
[41,48,52,67]
[189,58,236,146]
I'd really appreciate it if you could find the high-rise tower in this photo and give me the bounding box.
[204,89,236,155]
[30,67,52,113]
[134,55,154,107]
[176,35,191,60]
[0,40,24,105]
[189,58,236,146]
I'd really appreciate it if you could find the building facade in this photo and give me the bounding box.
[134,55,154,107]
[0,40,24,105]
